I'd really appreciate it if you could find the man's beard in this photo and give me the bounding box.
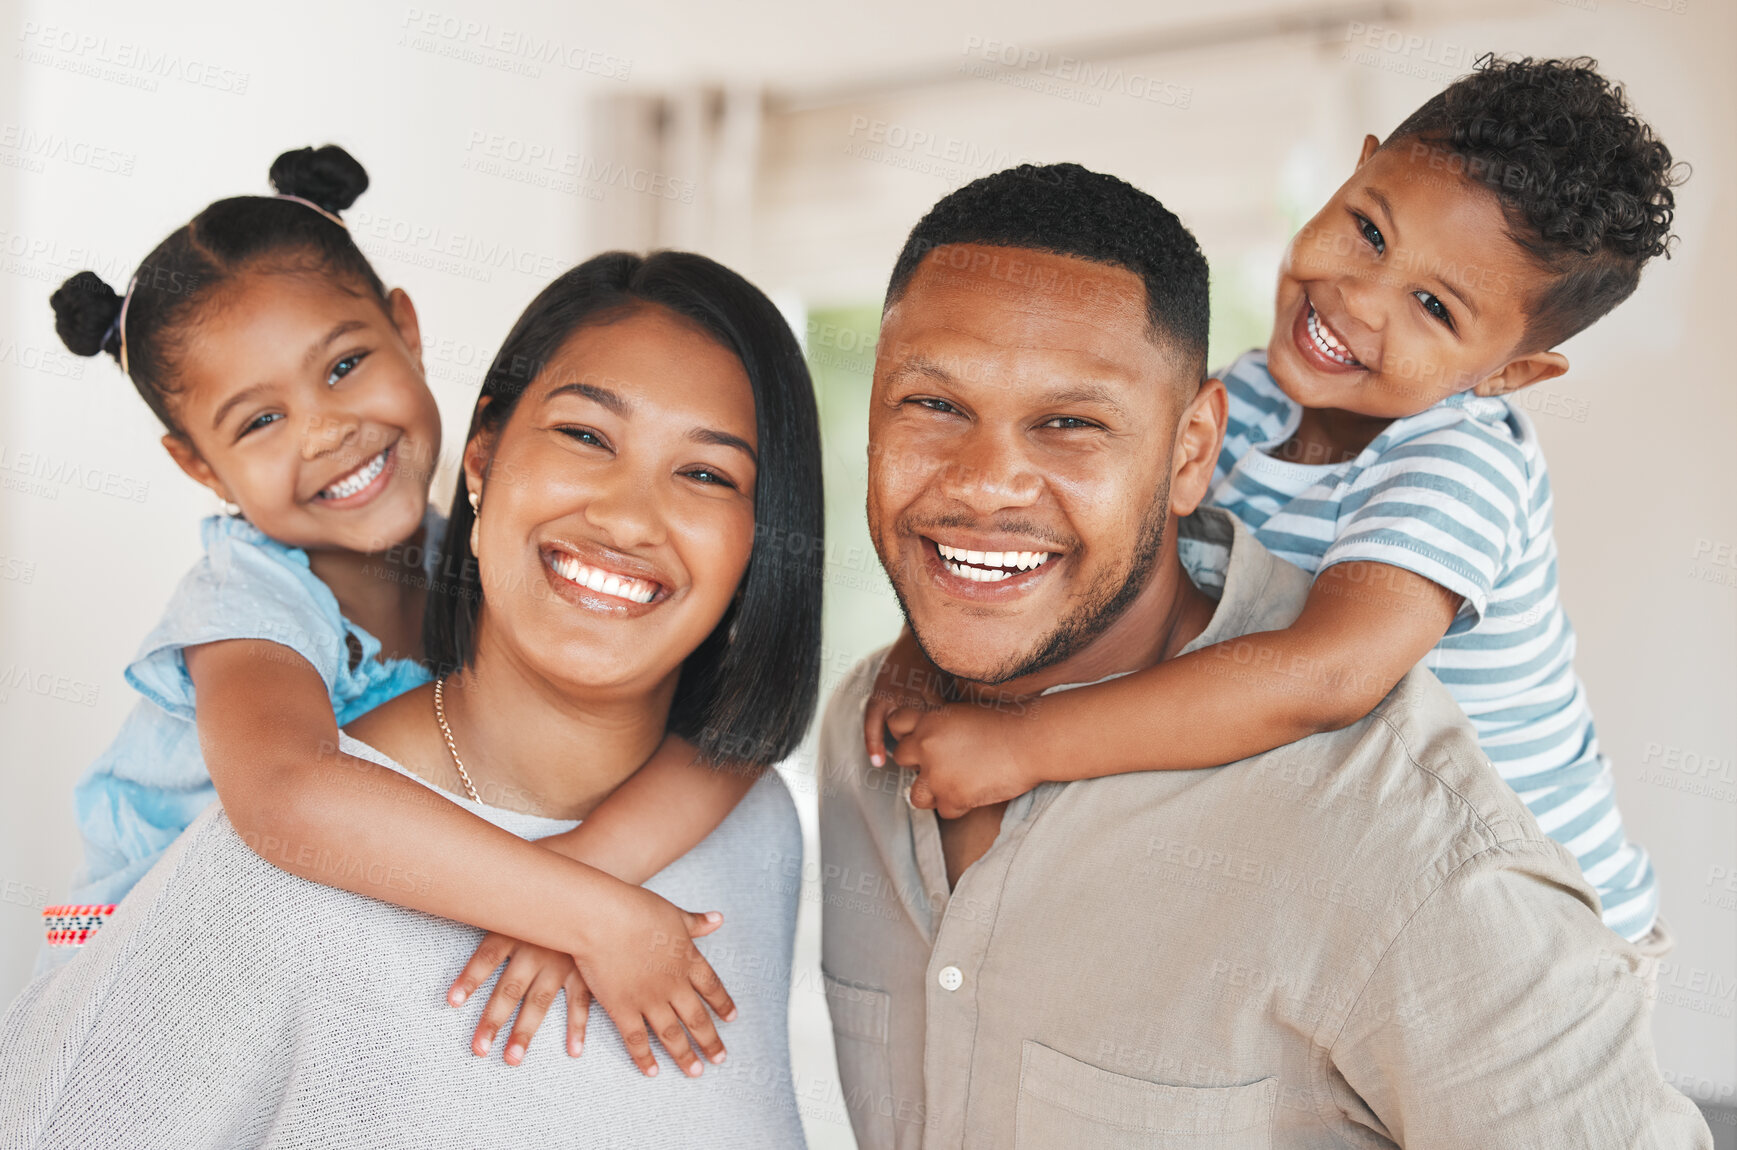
[887,482,1171,688]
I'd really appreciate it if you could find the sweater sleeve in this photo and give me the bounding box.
[0,805,296,1149]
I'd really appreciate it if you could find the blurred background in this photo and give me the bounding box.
[1,1,1731,1144]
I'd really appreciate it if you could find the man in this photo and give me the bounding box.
[817,163,1708,1148]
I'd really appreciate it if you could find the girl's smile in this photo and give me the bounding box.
[313,441,396,506]
[163,271,441,557]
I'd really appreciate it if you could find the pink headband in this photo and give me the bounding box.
[115,193,349,377]
[273,193,349,229]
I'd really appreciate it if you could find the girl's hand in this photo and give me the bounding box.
[864,626,949,767]
[574,885,736,1079]
[449,933,592,1066]
[886,701,1037,819]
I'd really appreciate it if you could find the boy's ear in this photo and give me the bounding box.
[1474,351,1569,398]
[1356,133,1380,169]
[386,287,424,367]
[161,434,235,504]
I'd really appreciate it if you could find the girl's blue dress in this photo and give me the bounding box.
[40,509,443,969]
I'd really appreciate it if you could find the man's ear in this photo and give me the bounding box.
[386,287,424,368]
[1170,377,1227,518]
[1356,133,1380,169]
[1474,351,1569,397]
[160,434,235,504]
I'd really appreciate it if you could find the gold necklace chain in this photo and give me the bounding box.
[432,676,482,802]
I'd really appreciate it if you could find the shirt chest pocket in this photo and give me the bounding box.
[1016,1041,1276,1149]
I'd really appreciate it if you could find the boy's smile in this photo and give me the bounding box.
[1266,135,1569,448]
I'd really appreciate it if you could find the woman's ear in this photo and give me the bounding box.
[460,402,496,503]
[726,584,745,644]
[160,433,236,505]
[386,287,424,368]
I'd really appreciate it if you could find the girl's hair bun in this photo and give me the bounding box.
[50,270,124,358]
[269,144,369,215]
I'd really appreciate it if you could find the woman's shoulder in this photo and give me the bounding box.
[0,803,301,1144]
[669,766,801,883]
[722,768,801,841]
[25,803,303,1006]
[649,767,802,922]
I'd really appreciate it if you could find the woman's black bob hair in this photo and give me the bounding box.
[424,251,824,770]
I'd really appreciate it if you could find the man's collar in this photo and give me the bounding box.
[1175,507,1275,658]
[1036,507,1274,697]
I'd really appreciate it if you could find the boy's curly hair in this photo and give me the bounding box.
[1383,54,1686,350]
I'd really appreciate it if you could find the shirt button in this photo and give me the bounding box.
[938,965,964,992]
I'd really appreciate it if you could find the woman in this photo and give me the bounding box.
[0,252,822,1149]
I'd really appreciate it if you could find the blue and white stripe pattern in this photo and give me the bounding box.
[1203,350,1656,941]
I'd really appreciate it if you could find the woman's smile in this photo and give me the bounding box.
[543,545,667,610]
[461,302,763,691]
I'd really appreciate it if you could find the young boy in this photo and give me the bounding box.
[865,55,1683,943]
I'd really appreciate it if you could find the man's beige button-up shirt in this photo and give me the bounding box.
[817,508,1708,1149]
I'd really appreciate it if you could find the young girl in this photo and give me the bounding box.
[46,145,779,1074]
[865,57,1679,944]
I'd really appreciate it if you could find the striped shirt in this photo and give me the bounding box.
[1199,349,1655,941]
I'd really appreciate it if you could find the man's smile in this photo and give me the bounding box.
[920,535,1063,600]
[935,542,1055,582]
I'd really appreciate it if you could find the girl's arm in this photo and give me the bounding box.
[538,741,765,885]
[883,561,1463,817]
[184,639,735,1079]
[862,626,952,768]
[436,744,765,1065]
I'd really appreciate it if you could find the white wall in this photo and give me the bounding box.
[0,1,595,973]
[2,0,1731,1142]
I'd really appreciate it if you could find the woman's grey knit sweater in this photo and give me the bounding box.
[1,733,807,1149]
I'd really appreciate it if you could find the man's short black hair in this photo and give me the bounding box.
[1383,55,1685,350]
[885,163,1210,382]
